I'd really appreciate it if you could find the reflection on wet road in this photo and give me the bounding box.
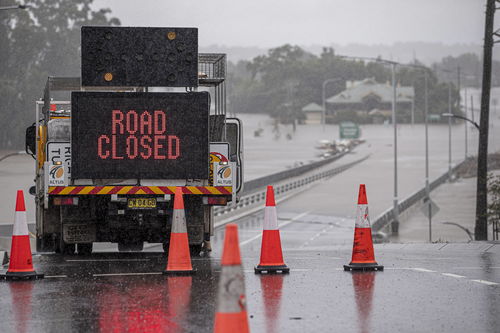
[352,272,375,333]
[0,209,499,332]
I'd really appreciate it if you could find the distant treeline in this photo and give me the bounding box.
[0,0,120,149]
[226,45,467,124]
[0,0,489,149]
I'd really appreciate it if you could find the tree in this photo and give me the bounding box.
[228,44,459,125]
[0,0,120,149]
[488,173,500,240]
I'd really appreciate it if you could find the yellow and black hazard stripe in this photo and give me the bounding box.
[48,186,232,195]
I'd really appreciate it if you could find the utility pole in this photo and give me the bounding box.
[476,0,496,240]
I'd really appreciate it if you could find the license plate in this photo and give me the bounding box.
[127,198,157,209]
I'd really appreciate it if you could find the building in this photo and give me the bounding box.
[301,102,324,124]
[325,78,415,124]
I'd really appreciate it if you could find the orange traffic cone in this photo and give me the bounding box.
[163,187,195,275]
[0,190,44,280]
[255,186,289,274]
[214,224,250,333]
[344,184,383,271]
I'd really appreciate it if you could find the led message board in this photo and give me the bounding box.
[71,92,209,179]
[81,26,198,87]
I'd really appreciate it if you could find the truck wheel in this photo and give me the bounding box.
[162,242,169,254]
[36,235,55,253]
[189,244,203,257]
[118,241,144,252]
[78,243,93,255]
[57,237,75,255]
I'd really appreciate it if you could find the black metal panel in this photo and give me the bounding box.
[209,115,225,141]
[81,27,198,87]
[71,92,209,179]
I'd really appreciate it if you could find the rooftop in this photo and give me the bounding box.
[326,78,414,104]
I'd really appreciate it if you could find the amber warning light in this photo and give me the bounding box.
[71,91,209,180]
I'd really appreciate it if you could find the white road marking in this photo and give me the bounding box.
[45,275,68,278]
[66,259,150,262]
[239,211,311,247]
[411,268,436,273]
[405,269,498,286]
[238,233,265,247]
[93,272,163,277]
[278,211,312,229]
[471,279,499,286]
[454,267,500,270]
[441,273,466,279]
[287,257,342,260]
[243,268,310,273]
[299,222,332,248]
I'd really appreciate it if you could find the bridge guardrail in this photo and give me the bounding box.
[371,159,469,234]
[214,153,370,222]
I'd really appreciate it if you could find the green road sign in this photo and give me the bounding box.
[339,121,360,139]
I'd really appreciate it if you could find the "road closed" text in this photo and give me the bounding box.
[97,109,180,160]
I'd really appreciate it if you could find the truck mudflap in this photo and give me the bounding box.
[48,186,232,195]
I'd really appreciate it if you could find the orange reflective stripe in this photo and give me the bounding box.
[48,186,232,195]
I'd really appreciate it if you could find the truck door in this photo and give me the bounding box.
[225,118,243,193]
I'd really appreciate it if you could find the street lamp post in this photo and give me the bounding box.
[423,72,432,242]
[322,78,342,131]
[338,54,401,231]
[464,87,468,158]
[448,84,452,176]
[391,63,399,232]
[411,96,415,126]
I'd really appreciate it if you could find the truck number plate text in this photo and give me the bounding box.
[127,198,157,209]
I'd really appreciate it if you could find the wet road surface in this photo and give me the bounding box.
[1,209,499,333]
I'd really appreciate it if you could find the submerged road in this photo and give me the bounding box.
[0,208,499,332]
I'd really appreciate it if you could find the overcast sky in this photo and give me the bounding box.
[93,0,486,47]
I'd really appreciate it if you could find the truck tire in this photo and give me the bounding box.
[162,241,169,254]
[57,236,76,255]
[78,243,93,255]
[118,241,144,252]
[189,244,202,257]
[36,235,55,253]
